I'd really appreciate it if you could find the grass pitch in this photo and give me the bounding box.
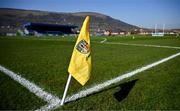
[0,36,180,110]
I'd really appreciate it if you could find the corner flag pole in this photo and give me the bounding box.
[60,74,72,105]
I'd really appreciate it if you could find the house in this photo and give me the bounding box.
[0,27,17,36]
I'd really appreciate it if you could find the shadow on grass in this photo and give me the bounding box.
[114,79,138,102]
[65,79,138,105]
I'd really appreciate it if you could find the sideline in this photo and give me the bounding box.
[105,42,180,50]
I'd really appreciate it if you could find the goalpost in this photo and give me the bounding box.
[152,24,165,37]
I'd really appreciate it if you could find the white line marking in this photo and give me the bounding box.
[2,38,178,110]
[100,38,107,43]
[0,65,61,105]
[39,52,180,111]
[65,52,180,102]
[105,42,180,49]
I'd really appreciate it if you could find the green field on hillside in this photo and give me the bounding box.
[0,36,179,110]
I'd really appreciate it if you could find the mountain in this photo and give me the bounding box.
[0,8,139,34]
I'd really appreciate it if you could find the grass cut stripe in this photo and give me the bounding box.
[0,65,61,104]
[37,52,180,111]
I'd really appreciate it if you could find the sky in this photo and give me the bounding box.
[0,0,180,29]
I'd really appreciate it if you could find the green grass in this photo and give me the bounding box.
[0,36,179,110]
[0,72,46,110]
[59,56,180,110]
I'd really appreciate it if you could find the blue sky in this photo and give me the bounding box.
[0,0,180,29]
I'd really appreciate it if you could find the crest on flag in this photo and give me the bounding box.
[76,39,90,54]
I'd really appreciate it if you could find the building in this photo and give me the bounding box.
[0,28,17,36]
[23,22,78,36]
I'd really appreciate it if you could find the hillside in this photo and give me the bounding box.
[0,8,139,34]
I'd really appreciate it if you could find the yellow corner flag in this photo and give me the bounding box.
[68,16,91,86]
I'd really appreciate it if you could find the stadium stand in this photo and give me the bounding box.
[24,22,78,36]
